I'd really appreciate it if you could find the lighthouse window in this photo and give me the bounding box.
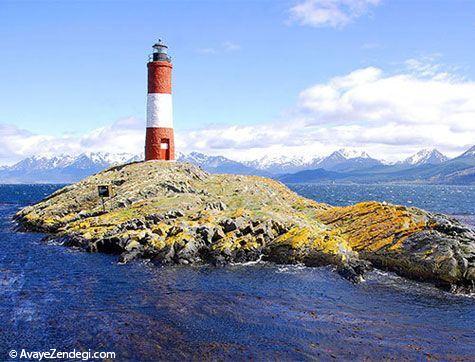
[160,143,169,150]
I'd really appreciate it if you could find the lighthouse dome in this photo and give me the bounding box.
[152,39,171,62]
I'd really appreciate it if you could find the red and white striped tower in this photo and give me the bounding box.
[145,39,174,161]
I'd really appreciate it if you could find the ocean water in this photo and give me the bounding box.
[288,183,475,216]
[0,184,474,360]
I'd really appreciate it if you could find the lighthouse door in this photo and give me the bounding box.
[160,139,170,160]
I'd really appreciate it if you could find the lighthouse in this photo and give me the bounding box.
[145,39,175,161]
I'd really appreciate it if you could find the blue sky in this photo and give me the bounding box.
[0,0,474,164]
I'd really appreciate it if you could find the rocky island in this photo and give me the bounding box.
[15,161,475,293]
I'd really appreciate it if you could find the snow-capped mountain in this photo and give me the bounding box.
[0,152,138,183]
[334,149,372,160]
[400,149,448,166]
[68,152,136,170]
[178,152,263,175]
[83,152,135,165]
[7,152,136,172]
[311,149,382,172]
[458,145,475,159]
[244,148,378,174]
[245,155,315,174]
[10,154,76,171]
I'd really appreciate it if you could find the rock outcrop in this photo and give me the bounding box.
[15,161,475,293]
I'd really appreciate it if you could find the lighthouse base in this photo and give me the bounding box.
[145,127,175,161]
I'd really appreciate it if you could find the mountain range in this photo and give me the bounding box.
[279,146,475,185]
[0,146,473,185]
[0,153,137,184]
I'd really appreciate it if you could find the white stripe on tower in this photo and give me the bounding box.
[146,93,173,128]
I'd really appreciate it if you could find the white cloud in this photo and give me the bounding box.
[179,61,475,162]
[222,41,241,52]
[289,0,381,28]
[0,118,144,165]
[1,59,474,165]
[196,48,218,55]
[298,65,475,132]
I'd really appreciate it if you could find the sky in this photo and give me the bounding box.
[0,0,474,165]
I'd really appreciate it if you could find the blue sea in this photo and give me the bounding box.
[0,184,474,360]
[288,183,475,216]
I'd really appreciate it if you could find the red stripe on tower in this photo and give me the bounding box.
[145,39,175,161]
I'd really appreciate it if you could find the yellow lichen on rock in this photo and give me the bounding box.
[315,201,428,252]
[274,225,351,256]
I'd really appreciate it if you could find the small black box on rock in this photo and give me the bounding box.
[98,185,112,198]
